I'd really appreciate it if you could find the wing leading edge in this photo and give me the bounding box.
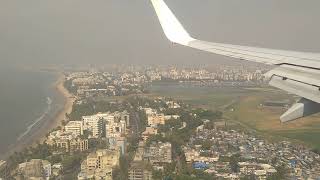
[150,0,320,122]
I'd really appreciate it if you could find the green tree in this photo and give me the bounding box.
[201,140,213,150]
[267,165,289,180]
[230,154,240,173]
[152,170,164,180]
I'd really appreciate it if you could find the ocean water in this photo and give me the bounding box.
[0,67,62,158]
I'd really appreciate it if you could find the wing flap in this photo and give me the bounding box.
[265,65,320,87]
[269,75,320,103]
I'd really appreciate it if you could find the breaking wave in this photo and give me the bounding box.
[17,97,52,141]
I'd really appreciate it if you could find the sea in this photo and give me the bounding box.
[0,67,64,159]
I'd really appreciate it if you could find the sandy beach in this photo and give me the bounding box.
[37,73,75,143]
[1,72,75,160]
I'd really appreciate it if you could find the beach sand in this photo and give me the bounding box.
[37,73,75,143]
[1,73,75,160]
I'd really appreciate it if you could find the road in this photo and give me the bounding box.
[129,109,140,138]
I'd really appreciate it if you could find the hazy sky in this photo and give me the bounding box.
[0,0,319,67]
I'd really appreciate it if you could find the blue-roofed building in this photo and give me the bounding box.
[193,162,208,170]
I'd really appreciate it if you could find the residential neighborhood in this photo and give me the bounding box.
[2,67,320,180]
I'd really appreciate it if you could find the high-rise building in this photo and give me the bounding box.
[82,115,103,138]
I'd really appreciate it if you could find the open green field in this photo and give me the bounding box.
[147,82,250,109]
[147,82,320,150]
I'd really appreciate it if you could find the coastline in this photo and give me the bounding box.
[37,73,75,144]
[1,72,75,160]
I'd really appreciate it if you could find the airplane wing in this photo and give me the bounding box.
[150,0,320,122]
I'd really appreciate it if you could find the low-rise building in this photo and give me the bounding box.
[143,108,155,116]
[166,101,181,109]
[164,115,180,120]
[52,163,63,177]
[55,138,70,152]
[47,130,88,152]
[0,160,9,180]
[184,147,219,163]
[254,170,267,180]
[105,119,126,139]
[47,130,75,145]
[147,113,165,127]
[145,142,172,164]
[213,121,227,130]
[69,138,89,152]
[134,141,145,162]
[128,161,153,180]
[109,136,127,155]
[142,127,158,142]
[238,162,276,177]
[17,159,51,180]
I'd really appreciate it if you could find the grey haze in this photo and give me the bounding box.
[0,0,319,67]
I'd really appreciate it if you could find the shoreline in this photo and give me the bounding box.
[1,72,75,160]
[36,73,75,144]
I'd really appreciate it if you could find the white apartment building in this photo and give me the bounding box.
[65,121,83,136]
[105,114,115,123]
[95,113,113,121]
[166,101,181,109]
[105,120,126,138]
[121,111,130,127]
[82,115,103,138]
[143,108,155,115]
[145,142,172,164]
[164,115,180,120]
[103,111,130,127]
[78,149,120,180]
[147,113,165,127]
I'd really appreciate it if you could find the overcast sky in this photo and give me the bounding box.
[0,0,319,68]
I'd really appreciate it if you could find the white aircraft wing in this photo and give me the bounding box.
[150,0,320,122]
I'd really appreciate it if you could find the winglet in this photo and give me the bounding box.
[150,0,195,45]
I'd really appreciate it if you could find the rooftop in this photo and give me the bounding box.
[66,121,83,126]
[0,160,6,167]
